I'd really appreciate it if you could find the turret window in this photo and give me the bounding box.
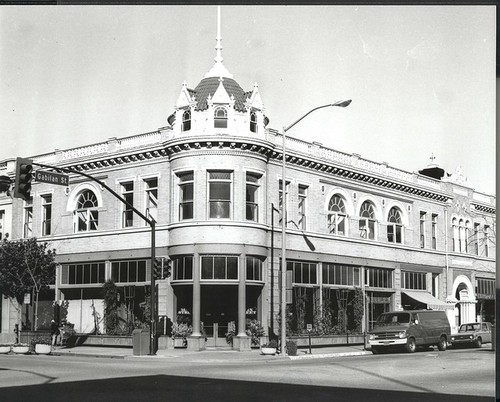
[181,110,191,132]
[250,111,257,133]
[214,107,228,128]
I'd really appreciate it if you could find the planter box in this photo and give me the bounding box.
[34,344,52,355]
[0,345,11,354]
[261,347,276,355]
[68,334,132,347]
[290,334,365,347]
[12,345,29,354]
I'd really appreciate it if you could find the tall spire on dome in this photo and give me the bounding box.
[205,6,234,79]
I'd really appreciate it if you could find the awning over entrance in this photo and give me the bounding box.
[402,290,455,311]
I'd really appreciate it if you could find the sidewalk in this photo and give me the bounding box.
[52,344,371,362]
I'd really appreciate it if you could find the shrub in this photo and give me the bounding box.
[171,322,192,339]
[225,321,236,345]
[262,339,278,349]
[30,336,51,351]
[245,319,265,346]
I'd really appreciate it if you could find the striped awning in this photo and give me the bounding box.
[402,290,455,310]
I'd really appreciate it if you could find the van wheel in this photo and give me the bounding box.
[406,338,416,353]
[371,347,381,355]
[475,337,482,348]
[437,336,447,351]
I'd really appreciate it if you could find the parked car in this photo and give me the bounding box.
[368,310,451,354]
[450,322,492,348]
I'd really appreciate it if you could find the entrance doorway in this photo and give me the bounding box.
[201,286,237,348]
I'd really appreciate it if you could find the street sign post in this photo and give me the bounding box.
[34,170,69,186]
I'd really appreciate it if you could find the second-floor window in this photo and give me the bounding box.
[328,195,347,235]
[246,172,261,221]
[484,225,489,257]
[387,207,402,244]
[144,178,158,223]
[75,190,99,232]
[474,223,480,255]
[208,171,232,219]
[359,201,376,240]
[121,182,134,228]
[250,111,257,133]
[298,185,307,230]
[278,180,290,227]
[452,218,458,252]
[41,194,52,236]
[178,171,194,220]
[181,110,191,132]
[24,200,33,238]
[420,211,426,248]
[431,214,438,250]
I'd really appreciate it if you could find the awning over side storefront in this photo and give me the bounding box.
[402,290,455,311]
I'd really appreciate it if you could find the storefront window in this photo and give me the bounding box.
[201,255,238,280]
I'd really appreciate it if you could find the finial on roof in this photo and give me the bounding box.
[205,6,234,79]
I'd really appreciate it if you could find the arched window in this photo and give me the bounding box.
[75,190,99,232]
[464,220,471,253]
[459,219,465,252]
[327,195,346,235]
[452,218,458,252]
[359,201,376,239]
[250,111,257,133]
[214,107,228,128]
[181,110,191,132]
[387,207,403,243]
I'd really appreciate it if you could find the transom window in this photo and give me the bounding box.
[172,256,193,281]
[61,262,105,285]
[75,190,99,232]
[178,171,194,220]
[214,107,228,128]
[365,267,393,288]
[209,171,232,219]
[323,263,360,286]
[387,207,402,244]
[328,195,346,235]
[201,255,238,280]
[359,201,376,239]
[246,256,263,281]
[402,271,427,290]
[111,260,148,283]
[182,110,191,132]
[287,260,317,285]
[246,172,261,221]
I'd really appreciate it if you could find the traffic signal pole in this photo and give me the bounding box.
[32,161,158,355]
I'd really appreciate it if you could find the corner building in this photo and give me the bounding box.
[0,17,495,349]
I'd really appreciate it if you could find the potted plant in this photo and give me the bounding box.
[0,344,11,354]
[12,343,29,354]
[171,322,192,347]
[31,336,52,355]
[260,339,278,355]
[245,319,265,347]
[286,340,298,356]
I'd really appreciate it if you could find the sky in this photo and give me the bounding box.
[0,5,496,195]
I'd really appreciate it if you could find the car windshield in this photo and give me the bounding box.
[376,313,410,325]
[459,324,480,332]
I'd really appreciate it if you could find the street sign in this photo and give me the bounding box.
[34,170,69,186]
[307,324,312,332]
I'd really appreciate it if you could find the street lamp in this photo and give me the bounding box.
[280,100,351,355]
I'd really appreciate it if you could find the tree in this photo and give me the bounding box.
[0,237,56,331]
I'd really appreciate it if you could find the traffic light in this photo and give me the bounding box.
[13,157,33,201]
[153,257,163,280]
[153,257,172,280]
[163,258,172,279]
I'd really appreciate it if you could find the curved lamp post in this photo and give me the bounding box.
[280,100,351,355]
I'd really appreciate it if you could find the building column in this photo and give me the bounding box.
[233,252,251,351]
[187,250,205,350]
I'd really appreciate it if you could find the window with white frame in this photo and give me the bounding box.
[359,201,376,240]
[458,219,465,252]
[214,107,228,128]
[181,110,191,132]
[419,211,426,248]
[452,218,458,252]
[208,171,232,219]
[287,260,317,285]
[431,214,438,250]
[111,260,148,283]
[246,172,261,222]
[474,222,480,255]
[464,220,471,253]
[484,225,490,257]
[278,179,290,227]
[201,255,238,280]
[250,111,257,133]
[61,262,105,285]
[246,256,263,281]
[144,177,158,223]
[402,271,427,290]
[178,171,194,220]
[172,256,193,281]
[24,199,33,238]
[74,190,99,232]
[298,185,307,230]
[121,181,134,228]
[327,194,347,235]
[387,207,403,244]
[323,263,360,286]
[41,194,52,236]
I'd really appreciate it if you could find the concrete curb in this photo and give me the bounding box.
[288,351,371,360]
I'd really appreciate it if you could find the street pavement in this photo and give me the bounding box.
[51,343,371,362]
